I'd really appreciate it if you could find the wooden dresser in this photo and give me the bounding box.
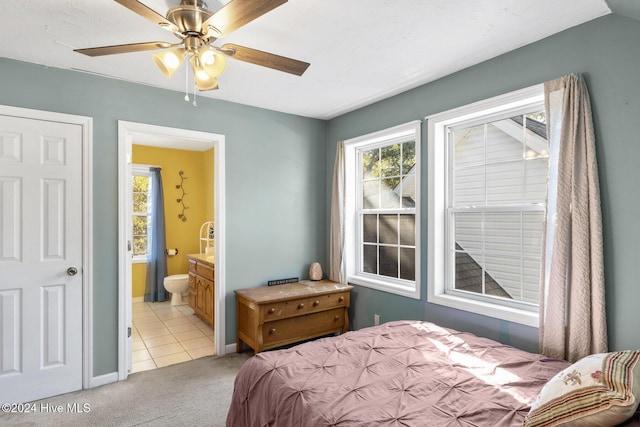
[187,254,214,329]
[235,280,353,354]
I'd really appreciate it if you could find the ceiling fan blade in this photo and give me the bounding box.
[114,0,178,32]
[203,0,287,37]
[221,44,309,76]
[75,42,174,57]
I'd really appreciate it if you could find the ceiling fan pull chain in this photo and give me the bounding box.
[184,61,190,102]
[193,80,198,107]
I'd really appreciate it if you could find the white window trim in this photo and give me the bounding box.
[344,121,421,300]
[131,164,153,264]
[427,85,544,327]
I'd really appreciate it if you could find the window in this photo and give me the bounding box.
[427,85,546,326]
[344,121,421,299]
[132,165,153,263]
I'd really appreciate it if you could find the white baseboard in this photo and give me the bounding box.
[224,343,237,355]
[91,372,119,388]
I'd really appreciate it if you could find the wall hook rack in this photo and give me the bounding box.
[176,170,189,222]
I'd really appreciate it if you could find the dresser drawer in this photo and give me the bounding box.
[262,299,308,321]
[306,292,349,313]
[262,308,345,347]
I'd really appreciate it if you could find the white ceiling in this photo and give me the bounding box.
[0,0,615,119]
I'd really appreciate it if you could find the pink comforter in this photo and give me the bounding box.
[226,321,571,426]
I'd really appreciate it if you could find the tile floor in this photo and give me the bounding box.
[131,300,215,373]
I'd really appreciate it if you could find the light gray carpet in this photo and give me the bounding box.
[0,352,252,427]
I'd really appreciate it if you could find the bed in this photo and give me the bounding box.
[226,321,640,427]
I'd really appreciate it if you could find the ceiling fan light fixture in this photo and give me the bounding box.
[153,48,185,78]
[199,49,227,77]
[195,69,210,81]
[200,49,215,65]
[190,55,219,91]
[76,0,309,98]
[195,74,219,91]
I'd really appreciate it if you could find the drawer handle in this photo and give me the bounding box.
[334,315,340,321]
[298,303,305,309]
[313,300,320,306]
[268,308,275,314]
[269,328,276,335]
[338,296,345,303]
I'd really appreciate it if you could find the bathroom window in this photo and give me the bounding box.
[132,165,153,263]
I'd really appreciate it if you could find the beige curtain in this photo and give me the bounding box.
[329,141,347,283]
[540,74,607,362]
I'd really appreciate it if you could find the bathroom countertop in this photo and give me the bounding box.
[187,253,215,267]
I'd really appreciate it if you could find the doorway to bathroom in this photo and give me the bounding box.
[117,121,226,380]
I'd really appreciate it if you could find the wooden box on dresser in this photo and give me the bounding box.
[235,280,353,354]
[187,254,214,329]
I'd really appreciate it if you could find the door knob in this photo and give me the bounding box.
[67,267,79,276]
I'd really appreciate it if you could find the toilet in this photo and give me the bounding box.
[163,274,189,306]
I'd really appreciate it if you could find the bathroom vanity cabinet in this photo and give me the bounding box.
[187,254,214,329]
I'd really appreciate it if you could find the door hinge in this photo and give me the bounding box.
[127,327,132,338]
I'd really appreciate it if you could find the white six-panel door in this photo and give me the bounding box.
[0,114,83,403]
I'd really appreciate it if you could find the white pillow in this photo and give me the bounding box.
[524,350,640,427]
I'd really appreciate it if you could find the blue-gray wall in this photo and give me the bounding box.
[0,59,327,375]
[326,13,640,354]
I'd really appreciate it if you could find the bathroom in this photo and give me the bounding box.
[130,142,216,373]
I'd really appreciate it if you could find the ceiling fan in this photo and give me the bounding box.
[75,0,310,93]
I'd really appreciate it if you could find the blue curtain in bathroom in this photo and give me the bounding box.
[144,167,168,302]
